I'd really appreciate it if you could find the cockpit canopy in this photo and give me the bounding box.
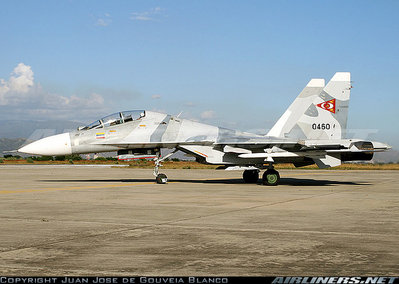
[80,110,145,130]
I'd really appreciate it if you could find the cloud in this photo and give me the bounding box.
[0,63,107,120]
[151,94,161,99]
[0,63,32,94]
[130,7,163,21]
[200,110,215,119]
[0,63,34,105]
[94,13,112,27]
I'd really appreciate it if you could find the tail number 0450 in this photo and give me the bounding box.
[312,123,333,130]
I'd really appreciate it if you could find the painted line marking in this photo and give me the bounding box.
[0,182,160,194]
[286,172,329,176]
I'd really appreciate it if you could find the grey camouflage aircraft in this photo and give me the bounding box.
[18,72,390,185]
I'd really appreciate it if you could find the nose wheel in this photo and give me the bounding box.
[262,168,280,186]
[156,173,168,184]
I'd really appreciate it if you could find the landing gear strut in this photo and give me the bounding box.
[243,169,259,183]
[153,149,177,184]
[262,165,280,186]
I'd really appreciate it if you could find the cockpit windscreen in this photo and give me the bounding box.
[80,110,145,131]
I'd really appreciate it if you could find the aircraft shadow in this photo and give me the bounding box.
[40,178,368,186]
[170,178,367,186]
[278,178,368,186]
[40,179,156,183]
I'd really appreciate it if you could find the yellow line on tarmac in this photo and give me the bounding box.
[287,172,328,176]
[0,182,157,194]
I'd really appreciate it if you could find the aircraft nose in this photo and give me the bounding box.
[18,133,72,156]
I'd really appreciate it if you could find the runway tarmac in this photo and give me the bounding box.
[0,165,398,275]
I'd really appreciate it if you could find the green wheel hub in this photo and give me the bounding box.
[267,173,278,184]
[262,169,280,186]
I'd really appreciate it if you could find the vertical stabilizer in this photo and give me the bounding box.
[268,72,351,140]
[267,78,325,138]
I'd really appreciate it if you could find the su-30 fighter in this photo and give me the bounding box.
[19,72,390,185]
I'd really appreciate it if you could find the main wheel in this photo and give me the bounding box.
[262,169,280,186]
[243,170,259,183]
[156,173,168,184]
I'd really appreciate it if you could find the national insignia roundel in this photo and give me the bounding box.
[316,99,336,113]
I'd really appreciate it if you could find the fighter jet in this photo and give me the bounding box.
[18,72,390,185]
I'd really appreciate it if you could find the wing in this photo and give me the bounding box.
[212,139,390,168]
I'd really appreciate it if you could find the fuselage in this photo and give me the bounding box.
[18,110,391,167]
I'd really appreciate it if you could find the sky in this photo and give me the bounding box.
[0,0,398,147]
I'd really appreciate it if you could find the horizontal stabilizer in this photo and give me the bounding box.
[313,154,341,169]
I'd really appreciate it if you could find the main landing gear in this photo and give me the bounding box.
[262,168,280,186]
[243,165,280,186]
[153,149,178,184]
[243,169,259,183]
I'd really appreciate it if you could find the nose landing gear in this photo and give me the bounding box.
[153,149,178,184]
[155,173,168,184]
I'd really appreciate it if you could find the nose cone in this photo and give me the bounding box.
[19,133,72,156]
